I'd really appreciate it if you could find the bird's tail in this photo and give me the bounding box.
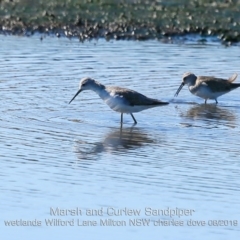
[228,73,238,83]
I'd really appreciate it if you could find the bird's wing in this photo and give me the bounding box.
[198,76,233,92]
[108,86,168,106]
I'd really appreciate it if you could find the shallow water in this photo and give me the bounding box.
[0,35,240,240]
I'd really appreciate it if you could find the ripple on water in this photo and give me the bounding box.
[0,36,240,240]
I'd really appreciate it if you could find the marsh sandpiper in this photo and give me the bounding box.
[175,72,239,104]
[69,77,168,124]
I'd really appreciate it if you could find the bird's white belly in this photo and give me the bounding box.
[190,85,226,99]
[104,96,146,113]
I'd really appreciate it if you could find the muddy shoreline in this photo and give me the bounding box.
[1,0,240,44]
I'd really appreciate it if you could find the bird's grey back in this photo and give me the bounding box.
[106,86,167,106]
[197,76,240,92]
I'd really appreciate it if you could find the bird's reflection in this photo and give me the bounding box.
[74,126,155,160]
[177,104,236,126]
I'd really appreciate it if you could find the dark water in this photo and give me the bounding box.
[0,35,240,240]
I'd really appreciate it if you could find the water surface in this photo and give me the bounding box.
[0,35,240,240]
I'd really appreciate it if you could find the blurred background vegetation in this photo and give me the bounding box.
[1,0,240,42]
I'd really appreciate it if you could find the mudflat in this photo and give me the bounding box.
[0,0,240,43]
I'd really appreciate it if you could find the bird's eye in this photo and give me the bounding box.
[82,83,86,86]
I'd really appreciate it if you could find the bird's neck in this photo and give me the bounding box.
[91,82,108,100]
[186,80,196,88]
[188,82,198,93]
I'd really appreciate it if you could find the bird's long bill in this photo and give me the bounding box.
[69,89,82,104]
[174,82,184,97]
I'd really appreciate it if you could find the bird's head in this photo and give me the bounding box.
[69,77,96,104]
[175,72,197,97]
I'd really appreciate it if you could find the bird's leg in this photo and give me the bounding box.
[120,113,123,128]
[204,99,208,104]
[130,113,137,124]
[215,99,218,104]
